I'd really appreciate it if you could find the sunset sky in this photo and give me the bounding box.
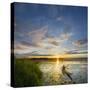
[14,3,88,58]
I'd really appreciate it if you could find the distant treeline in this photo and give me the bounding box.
[15,57,88,62]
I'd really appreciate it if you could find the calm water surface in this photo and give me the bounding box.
[39,59,88,85]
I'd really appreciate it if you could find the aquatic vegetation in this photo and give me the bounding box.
[14,59,43,87]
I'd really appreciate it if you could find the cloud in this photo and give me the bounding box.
[59,23,73,41]
[20,41,36,47]
[14,42,31,54]
[14,26,49,55]
[46,36,60,46]
[23,51,39,56]
[73,39,87,47]
[45,25,73,46]
[28,26,48,47]
[14,41,42,55]
[14,41,30,51]
[65,51,77,54]
[56,16,63,21]
[49,40,59,46]
[60,32,73,41]
[45,46,53,50]
[65,49,88,54]
[45,29,73,46]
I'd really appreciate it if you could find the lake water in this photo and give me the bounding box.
[39,59,88,85]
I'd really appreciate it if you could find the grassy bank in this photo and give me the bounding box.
[14,58,43,87]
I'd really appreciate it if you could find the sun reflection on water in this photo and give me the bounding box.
[51,57,62,82]
[55,58,60,72]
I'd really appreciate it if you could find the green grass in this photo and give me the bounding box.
[14,58,43,87]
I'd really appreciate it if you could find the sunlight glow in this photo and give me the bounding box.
[51,56,61,82]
